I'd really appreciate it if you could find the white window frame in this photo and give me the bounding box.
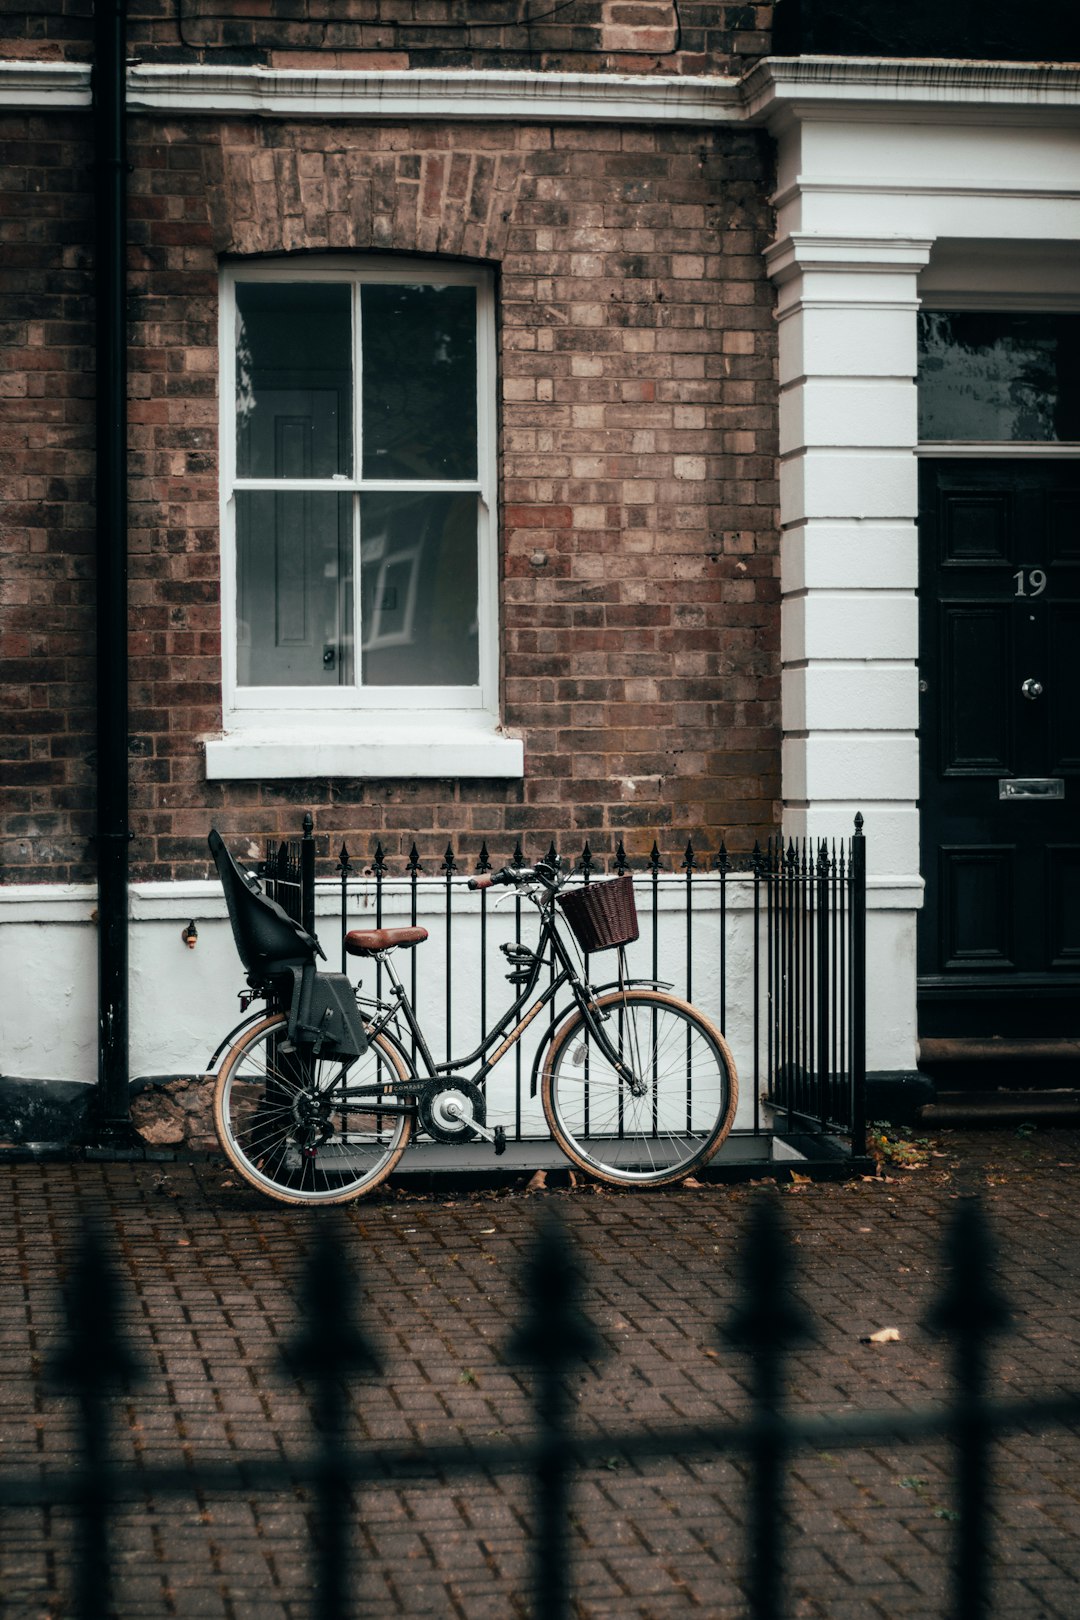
[208,256,521,780]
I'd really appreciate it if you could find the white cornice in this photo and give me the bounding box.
[0,60,90,107]
[4,54,1080,124]
[0,59,742,123]
[744,55,1080,126]
[127,63,744,121]
[766,234,934,283]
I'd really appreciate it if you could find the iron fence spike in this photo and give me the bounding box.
[477,841,491,873]
[723,1199,816,1354]
[926,1199,1011,1343]
[507,1211,603,1369]
[48,1221,144,1390]
[282,1226,380,1380]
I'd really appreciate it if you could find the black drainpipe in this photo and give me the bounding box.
[93,0,135,1142]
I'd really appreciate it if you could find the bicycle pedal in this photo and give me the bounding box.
[493,1125,506,1157]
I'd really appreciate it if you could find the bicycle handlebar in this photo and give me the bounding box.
[467,861,562,893]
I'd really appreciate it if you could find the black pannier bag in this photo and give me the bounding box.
[282,964,369,1061]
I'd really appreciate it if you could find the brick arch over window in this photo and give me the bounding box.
[204,132,525,262]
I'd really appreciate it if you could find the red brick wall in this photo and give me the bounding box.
[0,114,97,881]
[0,114,778,882]
[3,2,773,76]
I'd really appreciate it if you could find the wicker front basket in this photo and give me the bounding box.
[556,875,639,953]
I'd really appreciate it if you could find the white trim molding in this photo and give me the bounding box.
[204,719,524,781]
[0,60,90,108]
[744,55,1080,125]
[5,54,1080,127]
[126,63,743,122]
[0,58,742,123]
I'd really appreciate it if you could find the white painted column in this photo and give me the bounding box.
[766,234,932,1074]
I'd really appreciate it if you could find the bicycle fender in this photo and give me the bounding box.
[527,978,670,1099]
[206,1006,266,1072]
[589,976,673,997]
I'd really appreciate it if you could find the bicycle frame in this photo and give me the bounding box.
[346,899,643,1109]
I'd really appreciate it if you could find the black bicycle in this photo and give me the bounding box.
[209,830,738,1205]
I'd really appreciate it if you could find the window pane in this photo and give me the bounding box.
[918,312,1080,441]
[236,283,352,478]
[236,491,353,686]
[361,285,477,479]
[360,492,478,686]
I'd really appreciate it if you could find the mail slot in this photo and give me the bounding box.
[999,778,1065,800]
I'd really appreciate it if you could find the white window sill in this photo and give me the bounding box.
[204,718,524,781]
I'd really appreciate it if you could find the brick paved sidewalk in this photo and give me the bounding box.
[1,1129,1079,1618]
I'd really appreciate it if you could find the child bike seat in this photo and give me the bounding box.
[209,827,325,981]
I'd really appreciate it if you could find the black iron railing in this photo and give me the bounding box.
[4,1201,1078,1620]
[759,820,867,1152]
[261,817,867,1155]
[264,810,317,939]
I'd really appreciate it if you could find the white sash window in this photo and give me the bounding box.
[211,259,519,780]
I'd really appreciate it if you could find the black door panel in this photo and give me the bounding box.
[918,459,1080,1038]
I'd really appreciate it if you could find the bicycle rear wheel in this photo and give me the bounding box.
[541,989,737,1188]
[214,1013,413,1205]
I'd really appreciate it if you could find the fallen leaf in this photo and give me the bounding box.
[526,1170,548,1191]
[682,1176,704,1189]
[861,1326,901,1344]
[177,1238,191,1247]
[789,1172,811,1184]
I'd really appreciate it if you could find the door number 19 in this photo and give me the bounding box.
[1013,569,1047,597]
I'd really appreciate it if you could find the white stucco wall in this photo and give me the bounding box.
[0,872,905,1133]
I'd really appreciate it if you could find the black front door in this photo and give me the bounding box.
[918,459,1080,1039]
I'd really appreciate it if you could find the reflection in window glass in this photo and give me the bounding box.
[236,492,353,687]
[236,283,352,478]
[362,285,477,479]
[360,492,478,686]
[918,312,1080,441]
[229,266,488,697]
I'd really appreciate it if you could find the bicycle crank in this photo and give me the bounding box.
[419,1078,505,1153]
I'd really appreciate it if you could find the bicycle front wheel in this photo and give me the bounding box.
[542,990,737,1188]
[214,1013,413,1205]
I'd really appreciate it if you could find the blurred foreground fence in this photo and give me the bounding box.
[264,815,868,1157]
[2,1200,1078,1620]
